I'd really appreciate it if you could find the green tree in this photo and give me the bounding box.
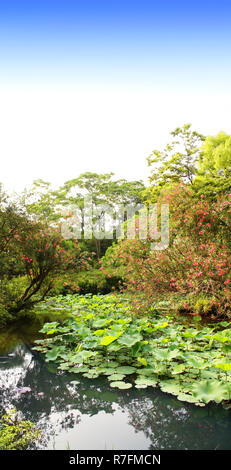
[144,124,205,202]
[0,188,85,317]
[193,132,231,198]
[60,172,145,258]
[22,179,64,223]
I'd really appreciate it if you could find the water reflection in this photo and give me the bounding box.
[1,341,231,450]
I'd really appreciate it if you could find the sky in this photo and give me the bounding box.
[0,0,231,194]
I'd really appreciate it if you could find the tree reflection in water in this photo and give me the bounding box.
[1,343,231,450]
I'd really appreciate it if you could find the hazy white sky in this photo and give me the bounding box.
[1,82,231,195]
[1,1,231,194]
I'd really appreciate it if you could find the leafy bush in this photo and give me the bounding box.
[0,203,88,315]
[0,408,41,450]
[174,294,219,317]
[49,269,123,296]
[0,302,14,328]
[108,186,231,318]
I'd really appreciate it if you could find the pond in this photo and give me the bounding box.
[1,321,231,450]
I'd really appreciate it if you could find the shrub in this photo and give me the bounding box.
[0,217,88,315]
[49,268,123,296]
[0,408,41,450]
[109,186,231,318]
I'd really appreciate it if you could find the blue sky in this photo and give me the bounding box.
[0,0,231,192]
[1,0,231,85]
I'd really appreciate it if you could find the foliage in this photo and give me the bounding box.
[49,268,123,296]
[0,193,36,277]
[0,189,89,318]
[108,185,231,317]
[143,124,204,202]
[0,408,41,450]
[193,132,231,199]
[34,294,231,407]
[144,126,231,204]
[23,173,145,260]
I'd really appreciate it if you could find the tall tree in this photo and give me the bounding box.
[193,132,231,198]
[144,124,205,202]
[60,172,145,258]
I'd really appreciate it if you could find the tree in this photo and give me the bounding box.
[193,132,231,199]
[144,124,205,202]
[0,188,86,316]
[60,172,145,258]
[22,179,65,223]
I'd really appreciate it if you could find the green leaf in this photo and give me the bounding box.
[118,332,142,348]
[154,322,168,330]
[137,369,155,377]
[137,357,148,367]
[135,377,157,387]
[159,380,182,396]
[153,348,180,362]
[82,372,100,379]
[45,346,66,361]
[40,322,60,334]
[214,333,230,343]
[110,381,132,390]
[98,367,117,376]
[100,335,119,346]
[93,318,112,328]
[108,374,126,381]
[215,362,231,372]
[116,366,137,375]
[94,329,106,337]
[75,350,96,361]
[106,361,119,368]
[192,380,229,404]
[185,356,207,369]
[177,393,199,404]
[171,364,186,375]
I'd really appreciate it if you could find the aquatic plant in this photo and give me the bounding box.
[34,294,231,407]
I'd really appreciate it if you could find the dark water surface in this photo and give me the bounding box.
[1,322,231,450]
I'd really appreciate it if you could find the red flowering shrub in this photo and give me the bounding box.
[0,207,89,314]
[103,185,231,318]
[12,224,89,312]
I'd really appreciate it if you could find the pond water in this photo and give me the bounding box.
[1,321,231,450]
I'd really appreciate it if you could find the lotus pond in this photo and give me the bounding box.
[1,293,231,449]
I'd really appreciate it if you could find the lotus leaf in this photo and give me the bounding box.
[100,335,120,346]
[137,357,148,367]
[116,366,137,375]
[117,332,143,347]
[137,368,156,376]
[215,362,231,372]
[135,377,157,387]
[171,364,186,375]
[45,346,66,361]
[159,380,182,396]
[110,381,132,389]
[177,393,199,404]
[192,380,229,404]
[82,372,100,379]
[100,368,118,375]
[108,374,126,381]
[93,318,112,328]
